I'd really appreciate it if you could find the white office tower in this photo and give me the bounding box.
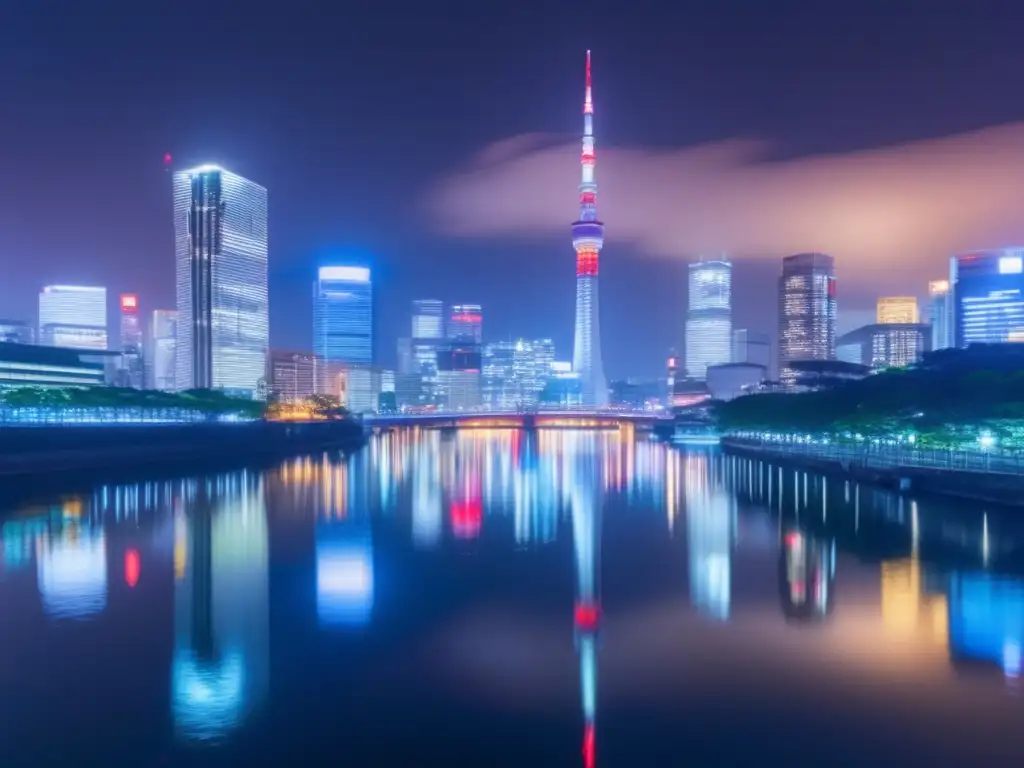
[38,285,108,350]
[174,165,268,396]
[685,260,732,379]
[150,309,178,390]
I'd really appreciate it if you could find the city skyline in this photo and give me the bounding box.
[8,7,1024,377]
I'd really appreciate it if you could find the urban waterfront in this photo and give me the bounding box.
[3,429,1024,765]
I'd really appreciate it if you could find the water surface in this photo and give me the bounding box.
[2,428,1024,766]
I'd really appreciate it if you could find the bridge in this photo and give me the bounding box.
[362,409,672,431]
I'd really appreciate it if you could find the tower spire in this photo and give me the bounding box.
[571,49,608,407]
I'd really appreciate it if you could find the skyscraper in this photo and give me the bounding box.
[174,165,268,395]
[38,285,108,350]
[411,299,445,405]
[447,304,483,342]
[150,309,177,391]
[0,319,33,344]
[928,279,953,351]
[685,259,732,379]
[571,50,608,407]
[778,253,836,382]
[952,248,1024,345]
[876,296,919,324]
[313,266,373,365]
[732,329,771,371]
[119,294,144,388]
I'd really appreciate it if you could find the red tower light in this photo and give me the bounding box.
[574,602,600,631]
[576,249,599,277]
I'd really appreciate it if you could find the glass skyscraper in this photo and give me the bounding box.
[778,253,836,382]
[447,304,483,342]
[313,266,373,365]
[38,285,108,350]
[685,260,732,379]
[174,165,268,395]
[928,279,953,351]
[119,294,144,388]
[953,248,1024,346]
[150,309,177,391]
[411,299,445,404]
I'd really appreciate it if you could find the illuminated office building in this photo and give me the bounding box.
[411,299,445,405]
[778,253,836,382]
[952,249,1024,346]
[174,165,268,395]
[119,294,144,388]
[150,309,177,391]
[447,303,483,342]
[685,259,732,379]
[483,341,517,409]
[0,319,33,344]
[436,342,482,410]
[266,350,325,402]
[313,266,373,366]
[39,285,108,350]
[836,323,929,370]
[876,296,919,324]
[928,279,953,351]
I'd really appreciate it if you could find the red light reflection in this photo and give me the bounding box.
[125,549,140,588]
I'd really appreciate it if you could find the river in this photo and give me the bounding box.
[2,427,1024,765]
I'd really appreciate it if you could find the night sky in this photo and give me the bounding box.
[4,2,1024,377]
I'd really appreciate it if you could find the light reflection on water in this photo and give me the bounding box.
[0,429,1024,764]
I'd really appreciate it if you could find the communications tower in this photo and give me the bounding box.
[571,50,609,407]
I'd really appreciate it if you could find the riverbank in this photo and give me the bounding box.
[0,419,366,480]
[721,437,1024,508]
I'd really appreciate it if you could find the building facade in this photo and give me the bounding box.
[174,165,268,396]
[436,342,482,410]
[876,296,919,324]
[447,304,482,343]
[836,323,929,370]
[928,279,954,351]
[0,319,33,344]
[685,259,732,379]
[0,342,105,389]
[119,294,144,388]
[571,51,609,407]
[150,309,177,391]
[313,266,373,366]
[483,341,517,409]
[411,299,445,405]
[732,329,771,372]
[38,285,108,350]
[266,350,325,402]
[952,249,1024,346]
[778,253,836,382]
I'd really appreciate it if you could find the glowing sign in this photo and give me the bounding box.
[319,266,370,283]
[1000,256,1023,275]
[121,294,138,310]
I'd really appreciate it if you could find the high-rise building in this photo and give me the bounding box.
[778,253,836,382]
[266,350,325,402]
[150,309,177,391]
[732,329,771,371]
[447,304,482,342]
[877,296,919,324]
[952,249,1024,346]
[571,50,608,407]
[174,165,268,395]
[928,279,953,351]
[531,338,556,396]
[436,342,482,410]
[119,294,144,388]
[38,285,108,350]
[313,266,373,366]
[0,319,33,344]
[483,341,517,410]
[836,324,929,369]
[685,259,732,379]
[411,299,445,405]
